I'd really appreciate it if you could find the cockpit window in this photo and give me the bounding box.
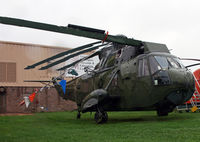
[167,57,181,68]
[149,56,161,74]
[173,57,185,68]
[151,56,182,70]
[154,56,169,69]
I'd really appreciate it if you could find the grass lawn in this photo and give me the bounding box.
[0,111,200,142]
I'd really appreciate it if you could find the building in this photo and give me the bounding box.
[0,41,77,113]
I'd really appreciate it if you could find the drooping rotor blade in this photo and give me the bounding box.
[57,59,83,71]
[57,51,100,71]
[24,80,51,82]
[181,58,200,62]
[186,63,200,68]
[0,16,143,47]
[39,43,108,70]
[24,41,101,69]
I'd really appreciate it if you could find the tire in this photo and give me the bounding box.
[157,109,168,116]
[77,112,81,119]
[94,111,108,124]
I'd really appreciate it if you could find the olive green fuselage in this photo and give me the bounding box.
[62,52,195,112]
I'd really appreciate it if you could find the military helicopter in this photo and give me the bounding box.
[0,17,196,124]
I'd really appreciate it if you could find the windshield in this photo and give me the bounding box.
[149,55,183,74]
[149,56,161,74]
[154,56,169,69]
[173,57,185,68]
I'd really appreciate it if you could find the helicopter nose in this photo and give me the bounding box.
[186,71,195,89]
[167,69,195,105]
[169,69,194,90]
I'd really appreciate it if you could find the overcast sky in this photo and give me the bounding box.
[0,0,200,70]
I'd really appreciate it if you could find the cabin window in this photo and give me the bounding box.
[138,60,143,77]
[138,58,150,77]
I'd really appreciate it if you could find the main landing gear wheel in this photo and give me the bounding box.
[157,109,168,116]
[94,106,108,124]
[94,111,108,124]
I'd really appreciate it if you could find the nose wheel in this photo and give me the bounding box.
[76,105,82,119]
[94,106,108,124]
[77,111,81,119]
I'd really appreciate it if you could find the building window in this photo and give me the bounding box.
[0,62,16,82]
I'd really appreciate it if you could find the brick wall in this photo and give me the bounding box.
[0,87,77,113]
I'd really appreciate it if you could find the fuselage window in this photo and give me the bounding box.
[138,59,143,77]
[138,58,150,77]
[143,59,150,76]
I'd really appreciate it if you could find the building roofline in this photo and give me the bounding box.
[0,40,70,50]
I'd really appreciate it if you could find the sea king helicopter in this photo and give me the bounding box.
[0,17,197,123]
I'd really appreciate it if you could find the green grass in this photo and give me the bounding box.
[0,111,200,142]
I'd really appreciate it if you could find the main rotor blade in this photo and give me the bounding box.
[0,16,143,47]
[57,51,100,71]
[39,43,108,70]
[181,58,200,62]
[24,80,51,82]
[57,59,83,71]
[24,41,101,69]
[186,63,200,68]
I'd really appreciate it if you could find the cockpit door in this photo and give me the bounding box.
[132,57,153,107]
